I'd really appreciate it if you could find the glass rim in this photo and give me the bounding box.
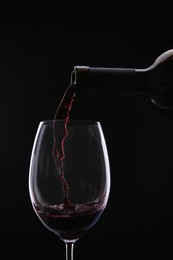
[39,119,101,126]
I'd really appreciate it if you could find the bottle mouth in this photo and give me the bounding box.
[70,70,75,84]
[71,66,90,85]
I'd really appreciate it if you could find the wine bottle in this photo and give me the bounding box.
[71,49,173,110]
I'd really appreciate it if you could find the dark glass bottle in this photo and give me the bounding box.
[71,49,173,110]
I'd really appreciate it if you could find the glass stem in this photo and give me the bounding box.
[65,242,75,260]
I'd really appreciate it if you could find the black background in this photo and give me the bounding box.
[1,2,173,259]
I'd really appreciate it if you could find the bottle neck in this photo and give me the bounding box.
[72,66,150,95]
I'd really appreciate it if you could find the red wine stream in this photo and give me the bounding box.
[52,83,76,208]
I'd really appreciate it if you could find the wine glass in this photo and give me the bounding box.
[29,119,111,260]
